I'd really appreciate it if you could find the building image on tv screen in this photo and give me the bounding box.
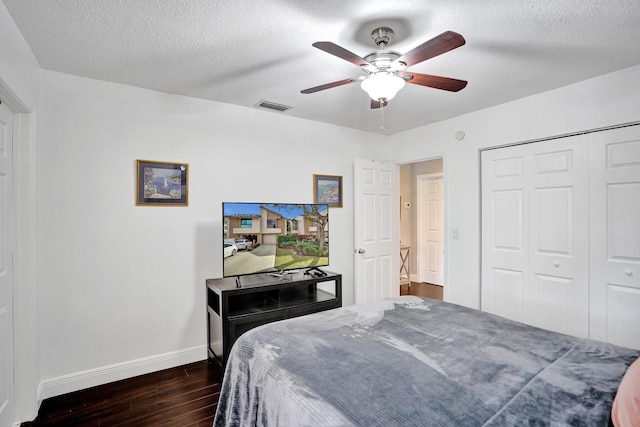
[223,203,329,277]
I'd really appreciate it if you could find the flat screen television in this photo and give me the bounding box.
[223,202,329,278]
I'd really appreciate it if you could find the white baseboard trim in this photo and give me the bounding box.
[410,274,418,283]
[38,345,207,402]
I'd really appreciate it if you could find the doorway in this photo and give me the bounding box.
[399,158,445,300]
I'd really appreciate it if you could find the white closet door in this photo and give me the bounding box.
[589,125,640,349]
[481,135,589,337]
[481,148,529,324]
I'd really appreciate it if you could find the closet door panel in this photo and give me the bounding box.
[481,150,528,322]
[491,268,525,322]
[482,135,588,337]
[531,274,573,333]
[607,286,640,349]
[608,183,640,260]
[590,126,640,349]
[492,189,525,258]
[529,138,589,337]
[534,187,572,257]
[529,187,578,333]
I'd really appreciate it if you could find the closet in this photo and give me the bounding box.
[481,124,640,349]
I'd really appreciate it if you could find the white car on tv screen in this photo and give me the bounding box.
[223,243,237,258]
[234,239,253,250]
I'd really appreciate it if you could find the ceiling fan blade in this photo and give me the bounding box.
[401,72,468,92]
[393,31,465,68]
[301,77,360,94]
[312,41,373,67]
[370,99,389,109]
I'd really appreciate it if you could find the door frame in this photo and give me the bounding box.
[397,155,448,300]
[416,172,444,285]
[0,76,39,422]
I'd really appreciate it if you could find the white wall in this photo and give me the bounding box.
[386,64,640,309]
[36,70,385,398]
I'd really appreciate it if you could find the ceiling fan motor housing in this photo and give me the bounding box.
[371,27,394,49]
[363,51,404,74]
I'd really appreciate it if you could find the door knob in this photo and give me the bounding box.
[553,261,560,267]
[355,248,366,254]
[624,269,633,276]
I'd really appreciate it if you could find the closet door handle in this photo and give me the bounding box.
[553,261,560,267]
[624,269,633,276]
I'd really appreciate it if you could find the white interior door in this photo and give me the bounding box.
[354,159,399,304]
[481,135,589,337]
[481,147,529,324]
[417,174,444,285]
[528,138,589,336]
[589,125,640,349]
[0,102,14,426]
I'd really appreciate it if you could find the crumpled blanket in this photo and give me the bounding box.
[214,296,639,426]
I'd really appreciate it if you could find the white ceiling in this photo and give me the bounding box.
[3,0,640,135]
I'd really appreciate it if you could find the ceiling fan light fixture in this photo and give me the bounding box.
[360,72,405,101]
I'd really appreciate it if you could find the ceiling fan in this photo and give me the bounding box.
[301,27,467,109]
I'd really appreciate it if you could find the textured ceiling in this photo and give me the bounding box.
[3,0,640,134]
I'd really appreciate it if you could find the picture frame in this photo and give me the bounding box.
[313,174,343,208]
[136,159,189,206]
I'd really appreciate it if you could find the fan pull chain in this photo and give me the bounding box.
[379,99,386,131]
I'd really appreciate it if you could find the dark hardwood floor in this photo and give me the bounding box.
[400,281,444,300]
[22,360,222,427]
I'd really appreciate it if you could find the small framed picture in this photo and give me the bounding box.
[313,174,343,208]
[136,160,188,206]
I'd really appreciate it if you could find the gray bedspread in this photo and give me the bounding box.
[213,296,639,426]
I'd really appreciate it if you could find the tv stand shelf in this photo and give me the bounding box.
[206,270,342,368]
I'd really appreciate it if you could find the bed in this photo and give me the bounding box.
[213,296,640,426]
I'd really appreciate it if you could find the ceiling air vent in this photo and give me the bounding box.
[255,100,292,113]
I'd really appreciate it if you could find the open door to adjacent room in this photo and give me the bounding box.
[399,158,445,298]
[353,159,399,304]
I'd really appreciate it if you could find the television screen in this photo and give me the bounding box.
[223,203,329,277]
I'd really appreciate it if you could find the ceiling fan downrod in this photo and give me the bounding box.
[371,27,394,50]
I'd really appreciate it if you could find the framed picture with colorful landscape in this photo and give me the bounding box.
[136,159,189,206]
[313,174,343,208]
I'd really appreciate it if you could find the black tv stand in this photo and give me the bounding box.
[304,267,327,277]
[267,270,295,278]
[206,270,342,368]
